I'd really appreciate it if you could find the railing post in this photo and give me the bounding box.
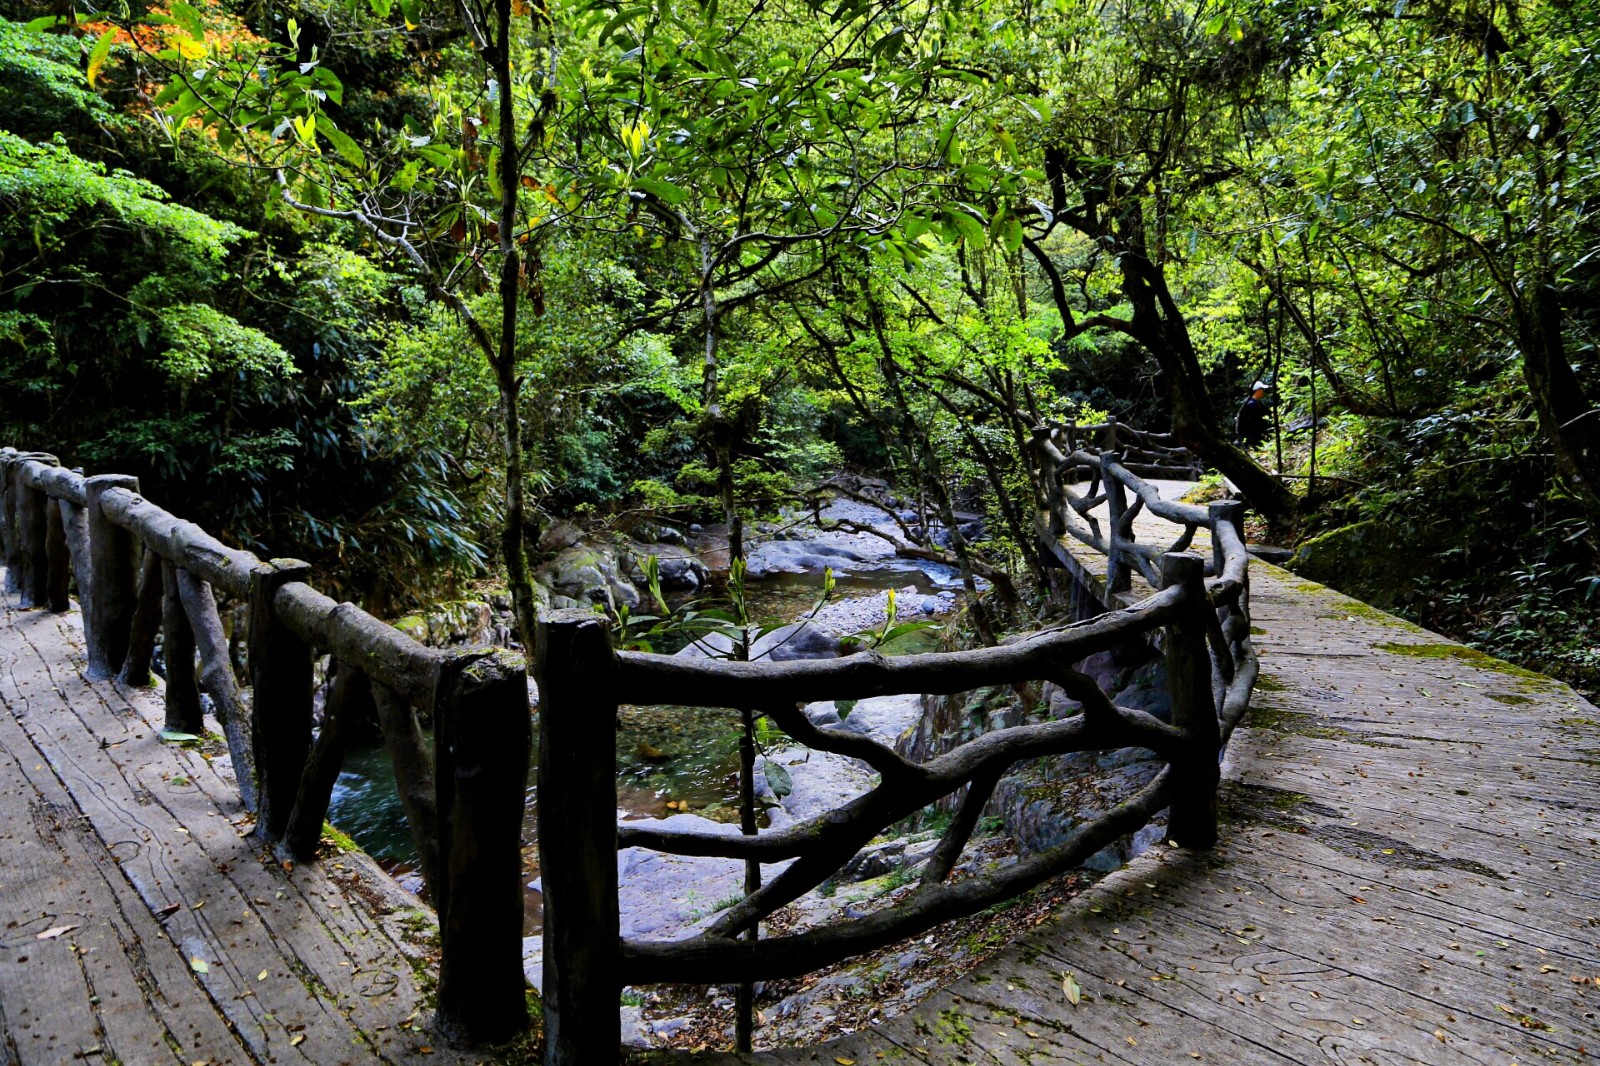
[0,448,16,589]
[434,649,533,1045]
[44,476,71,613]
[1209,499,1247,615]
[83,474,140,679]
[15,456,56,608]
[535,609,621,1066]
[1161,553,1220,848]
[161,561,204,733]
[1101,450,1131,594]
[279,659,371,862]
[249,559,314,841]
[121,551,164,686]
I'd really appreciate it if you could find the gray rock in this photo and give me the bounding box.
[538,519,584,552]
[675,620,843,663]
[542,544,640,611]
[688,523,704,534]
[745,539,869,577]
[620,1006,653,1048]
[830,692,924,749]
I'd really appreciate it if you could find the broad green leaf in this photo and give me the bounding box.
[317,117,365,168]
[764,759,793,798]
[86,27,116,87]
[169,1,206,42]
[159,730,201,742]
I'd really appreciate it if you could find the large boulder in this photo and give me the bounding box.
[542,545,640,611]
[744,540,869,577]
[804,692,925,750]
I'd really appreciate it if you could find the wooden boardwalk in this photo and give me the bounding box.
[652,561,1600,1062]
[0,580,474,1065]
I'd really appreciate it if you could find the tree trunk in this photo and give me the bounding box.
[1522,284,1600,520]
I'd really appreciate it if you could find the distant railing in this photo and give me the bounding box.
[533,430,1256,1063]
[1053,417,1205,482]
[0,447,529,1045]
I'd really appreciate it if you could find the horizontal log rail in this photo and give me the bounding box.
[535,419,1256,1063]
[0,446,529,1046]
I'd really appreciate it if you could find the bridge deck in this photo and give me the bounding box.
[660,557,1599,1061]
[0,580,473,1065]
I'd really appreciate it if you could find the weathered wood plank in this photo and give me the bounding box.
[0,591,474,1065]
[0,690,249,1065]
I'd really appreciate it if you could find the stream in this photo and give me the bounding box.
[326,504,972,932]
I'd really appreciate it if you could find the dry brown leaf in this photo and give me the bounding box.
[36,925,78,940]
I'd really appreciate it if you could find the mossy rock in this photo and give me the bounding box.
[1288,519,1431,607]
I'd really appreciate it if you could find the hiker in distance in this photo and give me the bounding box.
[1236,380,1272,449]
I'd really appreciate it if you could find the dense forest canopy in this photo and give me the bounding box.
[3,0,1597,686]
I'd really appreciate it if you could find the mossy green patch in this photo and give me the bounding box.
[1373,642,1552,684]
[1254,673,1287,692]
[1320,599,1424,632]
[1485,692,1534,706]
[320,821,359,853]
[1558,716,1599,728]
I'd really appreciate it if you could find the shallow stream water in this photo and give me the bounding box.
[326,555,965,931]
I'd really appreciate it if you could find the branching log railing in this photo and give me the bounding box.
[534,427,1255,1064]
[1051,416,1205,483]
[0,447,530,1045]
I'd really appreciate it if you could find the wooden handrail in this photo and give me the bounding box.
[0,445,529,1046]
[535,419,1257,1062]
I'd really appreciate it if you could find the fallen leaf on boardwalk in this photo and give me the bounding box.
[36,925,78,939]
[290,1034,305,1047]
[1349,896,1367,904]
[159,730,200,742]
[190,957,209,974]
[834,1059,855,1065]
[258,970,268,981]
[157,903,181,919]
[1062,972,1081,1006]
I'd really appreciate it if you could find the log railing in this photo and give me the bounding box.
[1051,416,1205,482]
[534,438,1256,1062]
[1029,420,1236,598]
[0,447,530,1045]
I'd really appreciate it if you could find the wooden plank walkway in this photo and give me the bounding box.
[0,578,475,1065]
[651,551,1600,1061]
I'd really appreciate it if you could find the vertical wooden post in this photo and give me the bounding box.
[279,660,371,862]
[0,448,17,591]
[434,649,533,1046]
[535,609,620,1066]
[84,474,140,679]
[44,478,70,613]
[1161,553,1219,848]
[15,457,56,607]
[161,562,203,734]
[58,494,91,608]
[120,551,164,686]
[1209,499,1247,614]
[249,559,314,841]
[1101,451,1131,594]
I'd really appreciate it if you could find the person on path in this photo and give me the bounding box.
[1236,380,1271,448]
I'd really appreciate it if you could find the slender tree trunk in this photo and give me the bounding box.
[489,0,540,654]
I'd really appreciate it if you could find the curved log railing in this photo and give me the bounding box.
[1051,416,1204,483]
[0,447,530,1045]
[534,437,1255,1063]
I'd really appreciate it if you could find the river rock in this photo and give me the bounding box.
[674,619,843,662]
[756,749,875,822]
[542,544,640,610]
[744,539,869,577]
[629,553,709,591]
[805,692,925,750]
[538,518,584,553]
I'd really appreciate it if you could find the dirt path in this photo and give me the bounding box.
[643,560,1600,1064]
